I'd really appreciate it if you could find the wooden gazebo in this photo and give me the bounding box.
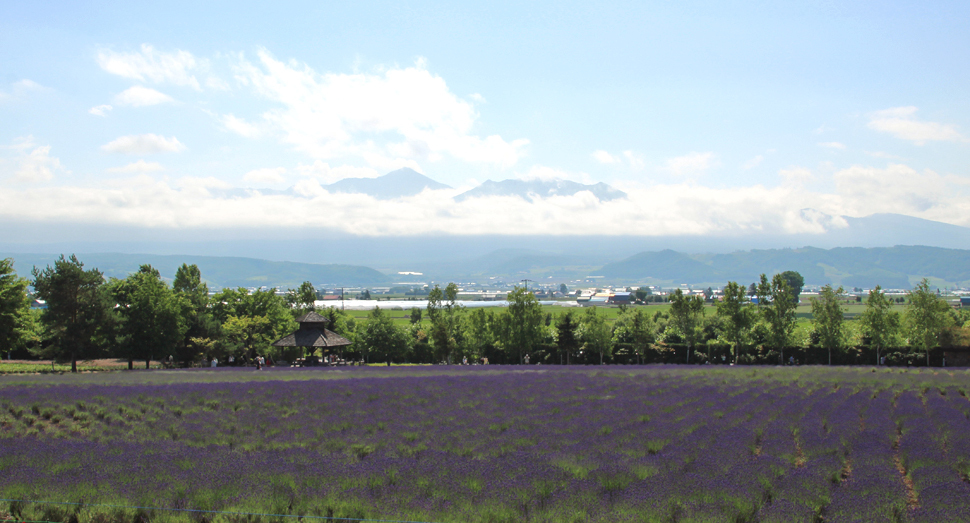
[271,312,351,364]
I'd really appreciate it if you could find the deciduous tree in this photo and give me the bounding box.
[811,284,846,365]
[360,307,409,365]
[296,281,317,311]
[859,285,901,365]
[756,274,798,358]
[464,307,495,363]
[612,308,654,364]
[779,270,805,304]
[173,263,217,366]
[906,278,951,366]
[213,287,296,360]
[669,289,704,363]
[505,286,543,364]
[578,306,612,364]
[716,281,754,363]
[110,265,187,369]
[427,283,462,363]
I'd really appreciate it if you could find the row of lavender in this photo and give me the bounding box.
[2,367,970,522]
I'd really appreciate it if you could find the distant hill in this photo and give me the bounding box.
[595,250,720,284]
[323,167,451,199]
[419,248,608,282]
[598,246,970,288]
[454,179,627,202]
[5,253,391,289]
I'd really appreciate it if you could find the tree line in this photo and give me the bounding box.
[0,256,967,371]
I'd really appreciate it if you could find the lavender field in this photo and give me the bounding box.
[2,366,970,523]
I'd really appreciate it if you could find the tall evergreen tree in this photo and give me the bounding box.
[31,255,110,372]
[555,310,578,364]
[0,258,31,359]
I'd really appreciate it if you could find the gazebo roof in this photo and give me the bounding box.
[294,311,330,324]
[271,310,351,348]
[272,328,350,348]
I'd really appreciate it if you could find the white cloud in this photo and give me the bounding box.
[97,44,205,90]
[107,160,164,173]
[779,166,813,185]
[592,149,643,169]
[234,50,528,168]
[114,86,174,106]
[205,76,231,91]
[663,151,715,176]
[243,167,287,184]
[832,164,953,216]
[14,79,44,90]
[867,106,967,145]
[2,138,66,182]
[4,160,970,235]
[818,141,846,150]
[865,150,903,160]
[592,150,619,164]
[221,114,262,138]
[89,104,113,116]
[742,155,764,169]
[15,146,62,182]
[623,151,645,170]
[101,134,186,154]
[1,79,48,101]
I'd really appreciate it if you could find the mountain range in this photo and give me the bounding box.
[453,178,626,202]
[596,246,970,289]
[324,168,452,199]
[8,245,970,290]
[5,253,390,289]
[217,168,628,202]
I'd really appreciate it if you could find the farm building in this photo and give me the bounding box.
[609,292,633,304]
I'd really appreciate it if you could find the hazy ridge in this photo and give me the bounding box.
[6,245,970,290]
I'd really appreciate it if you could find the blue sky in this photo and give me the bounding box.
[2,1,969,240]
